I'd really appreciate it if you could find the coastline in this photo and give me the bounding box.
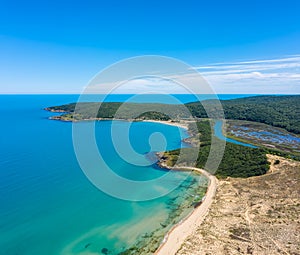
[155,167,217,255]
[47,113,190,131]
[47,108,216,254]
[45,107,190,129]
[141,120,189,130]
[176,155,300,254]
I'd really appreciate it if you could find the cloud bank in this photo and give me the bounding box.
[195,55,300,94]
[84,55,300,94]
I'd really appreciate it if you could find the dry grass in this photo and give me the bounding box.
[177,155,300,255]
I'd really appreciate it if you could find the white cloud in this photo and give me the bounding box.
[83,55,300,94]
[84,77,191,94]
[194,55,300,94]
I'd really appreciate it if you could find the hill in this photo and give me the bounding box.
[46,95,300,134]
[187,95,300,134]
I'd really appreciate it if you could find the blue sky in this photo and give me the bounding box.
[1,0,300,94]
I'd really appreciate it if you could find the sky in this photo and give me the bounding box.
[0,0,300,94]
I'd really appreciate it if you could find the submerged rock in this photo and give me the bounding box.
[84,243,91,249]
[101,247,109,254]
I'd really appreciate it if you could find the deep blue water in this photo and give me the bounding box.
[38,93,257,104]
[0,94,255,254]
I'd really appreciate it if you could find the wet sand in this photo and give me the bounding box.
[155,167,217,255]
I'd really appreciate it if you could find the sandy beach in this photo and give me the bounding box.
[176,155,300,255]
[48,115,191,131]
[155,167,217,255]
[141,120,190,130]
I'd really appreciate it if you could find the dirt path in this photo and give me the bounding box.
[155,167,217,255]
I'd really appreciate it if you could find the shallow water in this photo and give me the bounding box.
[231,125,300,148]
[214,120,257,148]
[0,95,208,255]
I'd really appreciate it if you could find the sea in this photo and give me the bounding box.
[0,94,256,255]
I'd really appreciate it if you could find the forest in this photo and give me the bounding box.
[187,95,300,134]
[162,120,270,178]
[46,96,300,177]
[46,95,300,134]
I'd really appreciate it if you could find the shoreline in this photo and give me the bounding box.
[141,120,189,130]
[47,113,190,131]
[176,155,300,254]
[47,109,216,254]
[155,167,217,255]
[45,107,190,130]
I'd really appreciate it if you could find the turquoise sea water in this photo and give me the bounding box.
[0,94,253,254]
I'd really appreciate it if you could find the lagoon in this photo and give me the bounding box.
[214,120,257,148]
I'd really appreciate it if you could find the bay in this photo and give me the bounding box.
[0,94,252,254]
